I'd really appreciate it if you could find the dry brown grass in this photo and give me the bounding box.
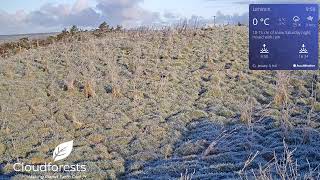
[210,71,223,98]
[1,26,319,179]
[240,97,255,126]
[238,151,260,176]
[84,79,96,98]
[65,78,75,92]
[254,140,298,180]
[202,128,237,157]
[274,72,290,108]
[180,169,195,180]
[273,72,293,136]
[112,85,122,98]
[237,140,320,180]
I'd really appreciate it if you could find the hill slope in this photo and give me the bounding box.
[0,27,320,179]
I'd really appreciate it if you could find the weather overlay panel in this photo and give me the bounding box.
[249,4,318,70]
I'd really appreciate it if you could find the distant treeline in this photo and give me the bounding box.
[0,22,123,58]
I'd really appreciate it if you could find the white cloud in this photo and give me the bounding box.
[5,0,313,35]
[73,0,90,13]
[0,0,161,35]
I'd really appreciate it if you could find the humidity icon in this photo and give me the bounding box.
[299,44,308,54]
[260,44,269,54]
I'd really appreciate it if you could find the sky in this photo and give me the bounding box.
[0,0,318,35]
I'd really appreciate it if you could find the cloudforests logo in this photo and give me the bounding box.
[13,140,86,173]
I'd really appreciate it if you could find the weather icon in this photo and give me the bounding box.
[293,16,300,22]
[307,16,314,21]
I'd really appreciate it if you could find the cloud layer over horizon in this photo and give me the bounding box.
[1,0,317,35]
[0,0,165,34]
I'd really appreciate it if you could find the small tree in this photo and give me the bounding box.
[70,25,79,35]
[115,25,123,31]
[57,28,69,40]
[62,28,68,34]
[98,22,109,31]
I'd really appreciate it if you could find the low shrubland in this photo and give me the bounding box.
[0,25,319,179]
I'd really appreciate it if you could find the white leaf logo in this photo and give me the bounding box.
[52,140,73,162]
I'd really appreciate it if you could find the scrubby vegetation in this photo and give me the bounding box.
[0,25,320,179]
[0,23,122,58]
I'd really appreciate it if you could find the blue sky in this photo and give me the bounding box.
[1,0,248,17]
[141,0,248,18]
[0,0,318,34]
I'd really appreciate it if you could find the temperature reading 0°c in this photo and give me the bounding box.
[253,18,270,26]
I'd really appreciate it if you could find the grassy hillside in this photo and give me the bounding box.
[0,26,320,179]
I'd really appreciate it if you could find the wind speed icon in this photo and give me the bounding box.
[252,18,270,26]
